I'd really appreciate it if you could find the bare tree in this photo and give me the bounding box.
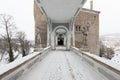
[16,31,30,57]
[24,40,31,55]
[0,14,16,62]
[100,41,115,59]
[100,41,107,57]
[0,38,7,61]
[106,47,114,59]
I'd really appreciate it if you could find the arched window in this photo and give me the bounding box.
[76,26,78,31]
[76,25,81,31]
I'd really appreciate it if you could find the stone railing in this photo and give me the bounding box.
[0,46,51,80]
[71,47,120,80]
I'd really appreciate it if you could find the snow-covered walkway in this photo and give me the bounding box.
[20,50,103,80]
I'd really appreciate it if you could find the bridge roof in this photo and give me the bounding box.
[36,0,86,23]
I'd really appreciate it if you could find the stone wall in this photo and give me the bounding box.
[34,2,47,48]
[74,8,100,56]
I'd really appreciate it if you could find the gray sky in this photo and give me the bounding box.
[0,0,120,40]
[0,0,34,40]
[84,0,120,36]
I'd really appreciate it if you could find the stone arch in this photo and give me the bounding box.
[51,25,71,50]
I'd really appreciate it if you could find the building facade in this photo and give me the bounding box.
[74,8,100,55]
[34,1,100,55]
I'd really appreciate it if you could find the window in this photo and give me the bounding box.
[76,26,78,31]
[75,25,81,31]
[94,15,96,19]
[79,26,81,31]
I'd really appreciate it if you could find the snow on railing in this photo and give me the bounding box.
[83,51,120,71]
[0,51,40,75]
[0,46,51,80]
[71,47,120,80]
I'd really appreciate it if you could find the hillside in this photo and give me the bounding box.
[100,33,120,41]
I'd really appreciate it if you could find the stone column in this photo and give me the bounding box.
[48,19,52,46]
[72,23,75,47]
[56,34,58,46]
[64,34,66,46]
[47,23,50,46]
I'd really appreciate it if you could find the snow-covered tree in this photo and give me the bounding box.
[0,14,16,62]
[16,31,31,57]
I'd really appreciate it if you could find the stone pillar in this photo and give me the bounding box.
[56,34,58,46]
[51,33,55,49]
[47,23,50,46]
[50,23,55,49]
[67,33,70,50]
[68,23,71,48]
[64,34,66,46]
[72,23,75,47]
[48,19,52,46]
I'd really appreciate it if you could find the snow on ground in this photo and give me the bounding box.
[83,51,120,71]
[20,50,104,80]
[20,51,73,80]
[0,51,22,67]
[0,52,9,67]
[0,51,41,75]
[66,51,103,80]
[55,46,66,50]
[0,48,34,67]
[111,50,120,65]
[0,46,46,75]
[0,46,50,75]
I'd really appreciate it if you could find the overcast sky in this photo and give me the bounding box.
[0,0,120,40]
[84,0,120,35]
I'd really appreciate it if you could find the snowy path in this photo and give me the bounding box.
[20,51,103,80]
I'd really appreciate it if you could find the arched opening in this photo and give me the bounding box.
[55,28,66,46]
[58,34,64,46]
[51,25,71,50]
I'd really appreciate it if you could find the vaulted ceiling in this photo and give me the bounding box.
[36,0,86,23]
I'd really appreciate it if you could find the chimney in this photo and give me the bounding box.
[90,0,93,10]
